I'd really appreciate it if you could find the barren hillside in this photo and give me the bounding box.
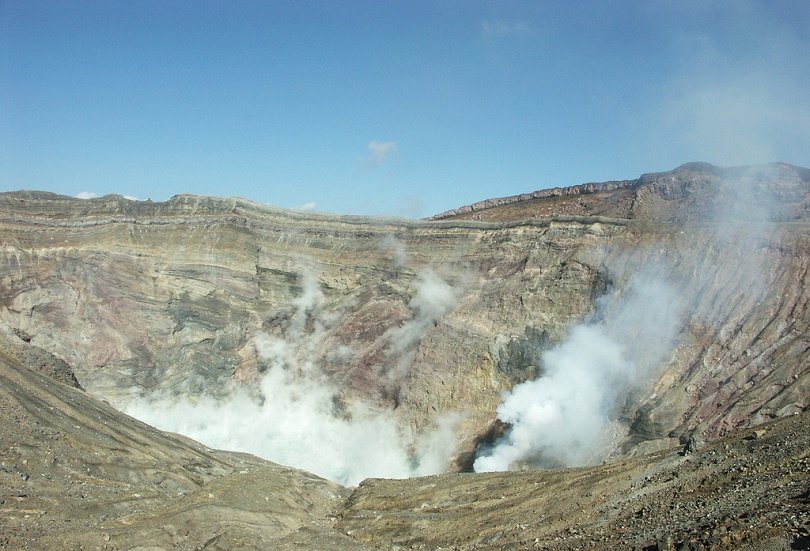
[0,162,808,548]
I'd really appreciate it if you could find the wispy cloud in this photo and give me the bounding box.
[384,269,461,386]
[77,192,144,201]
[368,140,398,163]
[656,66,810,166]
[647,2,810,166]
[481,19,530,40]
[400,195,424,219]
[293,201,317,212]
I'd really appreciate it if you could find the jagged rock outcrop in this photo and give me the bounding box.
[0,162,808,469]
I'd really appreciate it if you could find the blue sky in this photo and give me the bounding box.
[2,1,808,217]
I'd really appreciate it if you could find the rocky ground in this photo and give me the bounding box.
[0,337,807,550]
[339,412,810,550]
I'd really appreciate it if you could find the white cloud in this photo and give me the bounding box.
[368,140,398,163]
[400,195,425,219]
[77,192,145,201]
[294,202,317,212]
[481,19,530,40]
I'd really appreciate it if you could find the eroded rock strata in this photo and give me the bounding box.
[1,163,809,466]
[0,162,809,547]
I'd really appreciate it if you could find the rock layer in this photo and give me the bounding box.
[1,162,809,549]
[428,162,810,223]
[0,163,808,468]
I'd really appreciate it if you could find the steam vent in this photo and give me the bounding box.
[1,162,809,549]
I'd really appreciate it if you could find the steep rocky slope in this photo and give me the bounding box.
[339,412,810,550]
[1,332,807,550]
[0,331,361,550]
[0,162,809,476]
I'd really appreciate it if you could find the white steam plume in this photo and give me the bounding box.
[288,268,324,336]
[474,275,680,472]
[384,269,460,385]
[474,164,789,473]
[124,267,461,487]
[380,235,408,268]
[645,1,810,168]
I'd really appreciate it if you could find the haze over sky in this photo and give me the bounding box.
[2,1,809,218]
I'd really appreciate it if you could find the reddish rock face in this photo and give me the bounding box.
[0,162,808,471]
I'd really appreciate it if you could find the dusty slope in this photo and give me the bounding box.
[0,331,363,550]
[0,341,807,550]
